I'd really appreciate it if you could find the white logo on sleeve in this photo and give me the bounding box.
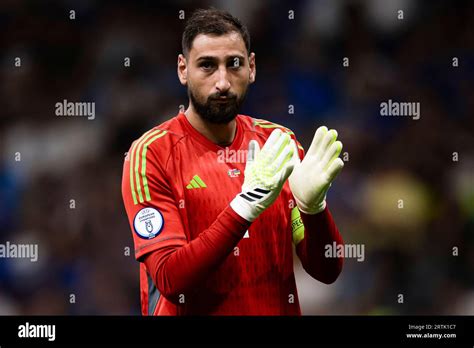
[133,207,164,239]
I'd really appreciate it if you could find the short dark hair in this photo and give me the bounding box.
[182,8,251,57]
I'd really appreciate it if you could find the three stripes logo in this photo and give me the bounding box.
[239,188,271,202]
[186,175,207,189]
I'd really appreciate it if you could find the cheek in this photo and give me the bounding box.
[237,67,251,83]
[189,72,212,92]
[188,79,208,101]
[234,74,250,92]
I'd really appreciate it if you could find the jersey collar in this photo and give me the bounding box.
[178,112,245,152]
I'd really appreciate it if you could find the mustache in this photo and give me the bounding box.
[208,92,237,100]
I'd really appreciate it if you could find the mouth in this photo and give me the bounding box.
[211,97,235,103]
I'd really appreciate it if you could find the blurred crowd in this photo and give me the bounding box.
[0,0,473,315]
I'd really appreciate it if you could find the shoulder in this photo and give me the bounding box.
[238,114,295,137]
[238,114,304,152]
[127,115,186,163]
[130,117,185,151]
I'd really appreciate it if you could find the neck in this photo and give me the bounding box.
[184,104,237,146]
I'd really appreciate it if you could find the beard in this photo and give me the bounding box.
[188,85,248,124]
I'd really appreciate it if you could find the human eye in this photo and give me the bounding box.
[199,61,215,72]
[228,57,243,70]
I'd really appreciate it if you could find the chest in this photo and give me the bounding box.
[169,143,293,240]
[179,147,245,214]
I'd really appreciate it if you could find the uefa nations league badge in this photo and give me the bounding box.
[133,207,164,239]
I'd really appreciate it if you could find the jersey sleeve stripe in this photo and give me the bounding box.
[141,131,168,202]
[129,129,162,204]
[129,140,139,205]
[253,120,295,135]
[134,129,163,203]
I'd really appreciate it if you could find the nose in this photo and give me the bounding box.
[215,67,231,93]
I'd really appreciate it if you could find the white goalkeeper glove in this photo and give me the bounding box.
[289,126,344,215]
[230,129,297,222]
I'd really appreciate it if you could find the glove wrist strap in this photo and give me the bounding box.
[230,195,259,222]
[295,197,327,215]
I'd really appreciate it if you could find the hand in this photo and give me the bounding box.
[289,126,344,214]
[230,129,297,222]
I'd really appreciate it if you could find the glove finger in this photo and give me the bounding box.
[260,128,282,154]
[315,129,338,162]
[326,157,344,182]
[270,131,291,161]
[291,140,301,164]
[306,126,328,157]
[321,140,343,170]
[274,150,296,185]
[246,140,260,167]
[273,141,294,172]
[288,140,301,186]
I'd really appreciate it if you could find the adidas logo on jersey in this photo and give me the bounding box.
[186,175,207,189]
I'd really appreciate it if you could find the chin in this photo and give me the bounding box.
[205,113,238,125]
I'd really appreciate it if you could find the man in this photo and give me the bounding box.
[122,8,345,315]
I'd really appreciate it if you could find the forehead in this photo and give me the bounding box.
[189,32,247,59]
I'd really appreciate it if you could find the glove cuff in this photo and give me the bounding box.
[230,195,259,222]
[295,196,327,215]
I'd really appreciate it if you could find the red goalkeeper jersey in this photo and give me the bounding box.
[122,112,343,315]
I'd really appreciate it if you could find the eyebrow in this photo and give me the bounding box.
[196,55,246,62]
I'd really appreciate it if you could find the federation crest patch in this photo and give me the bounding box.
[133,207,164,239]
[228,169,241,178]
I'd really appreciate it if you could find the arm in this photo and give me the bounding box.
[294,206,344,284]
[289,126,345,283]
[143,206,249,302]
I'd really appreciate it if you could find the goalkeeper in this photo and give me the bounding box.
[122,8,345,315]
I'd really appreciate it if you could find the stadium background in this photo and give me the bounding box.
[0,0,473,315]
